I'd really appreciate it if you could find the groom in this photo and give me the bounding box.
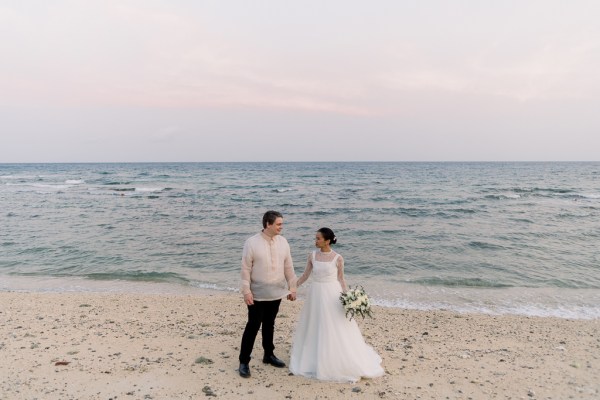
[238,210,297,378]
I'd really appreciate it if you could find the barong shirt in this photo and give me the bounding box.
[241,232,296,301]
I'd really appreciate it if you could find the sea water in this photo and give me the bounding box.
[1,162,599,319]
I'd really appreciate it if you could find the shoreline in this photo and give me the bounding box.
[1,291,598,399]
[2,274,599,321]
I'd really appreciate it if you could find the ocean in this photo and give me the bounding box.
[1,162,599,319]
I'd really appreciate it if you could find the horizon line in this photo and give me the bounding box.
[1,160,599,165]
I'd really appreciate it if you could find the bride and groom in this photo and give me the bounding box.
[239,210,384,382]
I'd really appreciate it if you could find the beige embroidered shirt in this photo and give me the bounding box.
[240,232,297,301]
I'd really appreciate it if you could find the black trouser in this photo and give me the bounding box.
[239,299,281,364]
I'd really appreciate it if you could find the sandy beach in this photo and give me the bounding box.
[0,291,598,399]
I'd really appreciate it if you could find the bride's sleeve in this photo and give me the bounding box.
[336,255,348,292]
[296,254,313,287]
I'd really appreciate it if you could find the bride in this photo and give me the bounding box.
[289,227,384,382]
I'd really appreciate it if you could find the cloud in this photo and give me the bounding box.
[1,2,375,116]
[152,125,182,143]
[2,1,600,119]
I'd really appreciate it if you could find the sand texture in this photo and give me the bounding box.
[1,291,598,399]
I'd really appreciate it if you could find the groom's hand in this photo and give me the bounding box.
[287,292,297,301]
[244,293,254,306]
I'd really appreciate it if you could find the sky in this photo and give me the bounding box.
[1,0,599,162]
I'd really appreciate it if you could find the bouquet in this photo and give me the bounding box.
[339,285,373,320]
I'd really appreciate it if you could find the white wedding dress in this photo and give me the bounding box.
[289,250,384,382]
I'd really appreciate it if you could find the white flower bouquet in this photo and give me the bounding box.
[339,285,373,320]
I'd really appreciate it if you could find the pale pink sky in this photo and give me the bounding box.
[1,1,599,162]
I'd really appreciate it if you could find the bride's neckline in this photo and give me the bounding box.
[319,249,333,254]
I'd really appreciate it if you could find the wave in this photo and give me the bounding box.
[230,197,257,202]
[409,276,512,288]
[166,192,194,199]
[134,187,164,193]
[278,203,307,208]
[16,246,52,255]
[307,210,333,216]
[392,207,430,217]
[468,241,506,250]
[85,271,187,283]
[103,181,132,185]
[272,188,295,193]
[372,297,600,320]
[448,208,477,214]
[341,188,363,193]
[189,281,238,292]
[105,186,168,193]
[509,218,533,223]
[65,180,85,184]
[371,196,391,202]
[483,188,599,201]
[0,175,39,180]
[535,187,575,194]
[574,193,600,199]
[484,194,521,200]
[510,187,575,194]
[6,182,71,190]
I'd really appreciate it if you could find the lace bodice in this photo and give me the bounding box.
[312,251,340,282]
[296,250,347,290]
[313,249,338,263]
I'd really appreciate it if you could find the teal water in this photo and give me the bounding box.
[1,162,599,318]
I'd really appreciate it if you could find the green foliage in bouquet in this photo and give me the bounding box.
[339,285,373,320]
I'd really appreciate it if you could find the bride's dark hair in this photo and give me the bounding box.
[318,227,337,245]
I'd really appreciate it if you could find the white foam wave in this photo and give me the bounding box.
[191,282,238,292]
[8,183,72,191]
[372,297,600,320]
[578,193,600,199]
[504,193,521,199]
[359,280,600,320]
[0,175,37,180]
[65,180,85,185]
[135,187,164,192]
[5,182,74,191]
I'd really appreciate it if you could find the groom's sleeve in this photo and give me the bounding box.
[241,241,253,295]
[284,243,297,292]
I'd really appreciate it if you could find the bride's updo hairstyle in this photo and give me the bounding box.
[318,227,337,245]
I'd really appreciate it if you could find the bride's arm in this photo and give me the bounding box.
[296,254,313,287]
[336,255,348,292]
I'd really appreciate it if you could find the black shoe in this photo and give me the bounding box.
[239,363,251,378]
[262,354,286,368]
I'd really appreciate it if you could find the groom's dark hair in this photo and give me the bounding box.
[263,210,283,228]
